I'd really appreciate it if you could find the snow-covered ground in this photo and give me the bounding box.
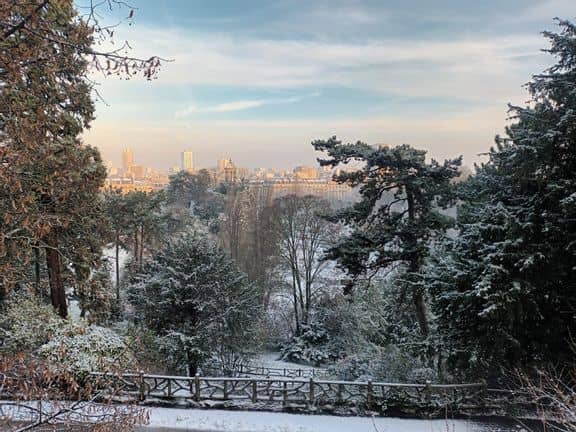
[252,352,321,372]
[139,408,523,432]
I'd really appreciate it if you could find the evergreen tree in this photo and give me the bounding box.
[166,169,212,208]
[127,231,261,376]
[312,138,461,337]
[0,0,162,312]
[429,20,576,372]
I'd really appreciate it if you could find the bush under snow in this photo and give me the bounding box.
[38,323,134,376]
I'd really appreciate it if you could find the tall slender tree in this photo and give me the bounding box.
[272,194,333,333]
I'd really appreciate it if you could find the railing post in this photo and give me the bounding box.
[425,380,432,405]
[337,383,343,404]
[138,371,146,402]
[252,380,258,403]
[282,381,288,407]
[367,380,373,408]
[309,377,314,407]
[194,374,201,402]
[167,378,172,397]
[480,379,488,407]
[223,380,228,399]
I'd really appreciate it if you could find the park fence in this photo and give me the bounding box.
[89,372,491,413]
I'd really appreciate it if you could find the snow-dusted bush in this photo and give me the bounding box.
[329,355,373,381]
[124,324,165,373]
[0,292,63,353]
[330,345,437,383]
[407,367,437,383]
[38,323,134,376]
[281,323,338,366]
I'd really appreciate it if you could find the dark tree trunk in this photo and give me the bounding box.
[139,224,144,268]
[115,232,120,301]
[412,289,429,337]
[133,229,139,263]
[34,244,41,296]
[291,273,300,334]
[406,187,429,337]
[187,352,199,377]
[45,237,67,318]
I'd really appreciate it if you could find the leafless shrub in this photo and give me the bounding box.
[0,354,148,431]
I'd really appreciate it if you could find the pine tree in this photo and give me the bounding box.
[312,138,461,337]
[430,19,576,371]
[127,231,261,376]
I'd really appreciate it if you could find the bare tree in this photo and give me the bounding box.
[0,355,148,431]
[514,361,576,432]
[272,195,334,334]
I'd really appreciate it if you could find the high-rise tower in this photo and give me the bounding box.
[122,148,134,174]
[181,150,194,172]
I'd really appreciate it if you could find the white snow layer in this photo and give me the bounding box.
[139,408,518,432]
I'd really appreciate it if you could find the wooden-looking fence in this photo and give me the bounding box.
[203,363,329,379]
[89,372,489,412]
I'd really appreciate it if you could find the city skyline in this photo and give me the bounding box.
[106,146,332,175]
[83,0,574,170]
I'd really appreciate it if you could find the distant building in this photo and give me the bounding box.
[236,167,250,180]
[246,179,358,208]
[217,158,232,172]
[130,165,145,179]
[122,148,134,173]
[224,160,237,183]
[181,150,194,172]
[293,166,318,179]
[374,143,390,150]
[105,160,118,176]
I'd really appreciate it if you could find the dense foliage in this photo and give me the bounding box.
[429,19,576,373]
[127,232,261,375]
[312,139,461,337]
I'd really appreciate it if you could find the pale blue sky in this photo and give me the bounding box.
[83,0,576,170]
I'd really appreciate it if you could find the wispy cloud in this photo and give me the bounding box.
[175,92,321,118]
[105,24,549,105]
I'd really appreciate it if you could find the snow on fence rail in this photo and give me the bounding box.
[203,362,329,379]
[88,372,489,410]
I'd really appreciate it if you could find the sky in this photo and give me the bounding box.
[82,0,576,171]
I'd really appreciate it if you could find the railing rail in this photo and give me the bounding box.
[88,372,491,412]
[202,362,329,379]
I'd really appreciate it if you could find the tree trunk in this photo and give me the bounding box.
[45,237,67,318]
[139,224,144,268]
[115,232,120,301]
[412,289,429,337]
[133,229,139,263]
[34,244,41,296]
[291,273,300,334]
[406,187,429,337]
[187,354,199,377]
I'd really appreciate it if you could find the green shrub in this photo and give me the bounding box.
[0,293,63,353]
[38,323,134,376]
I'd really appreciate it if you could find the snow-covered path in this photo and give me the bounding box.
[138,408,520,432]
[252,352,321,372]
